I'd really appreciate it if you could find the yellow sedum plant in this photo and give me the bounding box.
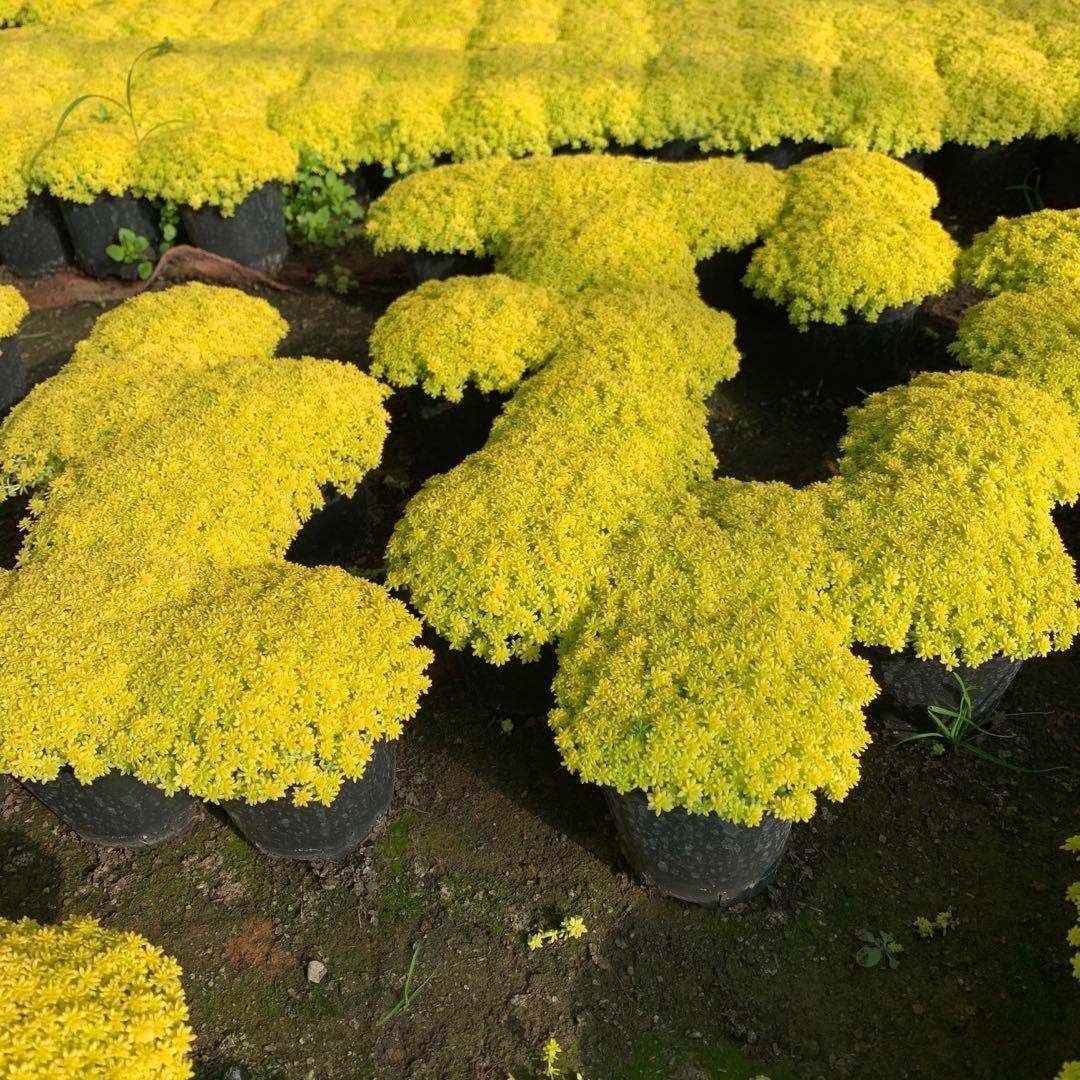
[135,119,298,213]
[824,371,1080,666]
[0,283,431,805]
[743,150,958,327]
[0,282,28,338]
[551,482,875,823]
[956,209,1080,295]
[0,916,193,1079]
[950,283,1080,422]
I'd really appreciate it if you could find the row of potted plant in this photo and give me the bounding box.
[364,152,1080,904]
[0,915,194,1078]
[0,0,1078,186]
[0,284,431,859]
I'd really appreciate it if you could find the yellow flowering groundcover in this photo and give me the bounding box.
[956,209,1080,295]
[0,282,28,338]
[0,916,193,1079]
[0,283,431,806]
[0,0,1078,222]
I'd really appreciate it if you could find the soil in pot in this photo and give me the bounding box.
[181,182,288,275]
[22,767,202,849]
[455,645,557,719]
[0,335,27,414]
[221,738,397,861]
[862,645,1023,725]
[391,384,505,478]
[59,192,161,280]
[405,250,495,287]
[604,787,792,907]
[0,193,72,277]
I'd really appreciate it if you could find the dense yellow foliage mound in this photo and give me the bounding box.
[0,283,28,338]
[0,0,1078,221]
[956,209,1080,295]
[0,916,193,1079]
[0,284,431,805]
[552,481,875,823]
[743,150,958,326]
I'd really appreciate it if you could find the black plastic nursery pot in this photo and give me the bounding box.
[0,192,72,277]
[59,192,160,280]
[0,334,27,414]
[746,139,830,169]
[456,645,557,719]
[605,787,792,907]
[749,299,918,391]
[220,739,397,861]
[22,767,202,849]
[863,646,1023,724]
[405,250,495,287]
[394,384,505,478]
[181,182,288,275]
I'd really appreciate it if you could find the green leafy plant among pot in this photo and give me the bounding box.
[285,147,365,248]
[0,283,431,857]
[0,915,194,1078]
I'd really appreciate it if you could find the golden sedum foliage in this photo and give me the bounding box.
[1,0,1079,212]
[386,286,737,662]
[957,209,1080,294]
[950,283,1080,422]
[0,916,193,1079]
[0,283,28,338]
[743,150,958,327]
[551,482,875,823]
[825,371,1080,666]
[0,284,431,805]
[367,154,786,293]
[28,123,138,205]
[1066,836,1080,983]
[135,119,298,213]
[370,275,557,401]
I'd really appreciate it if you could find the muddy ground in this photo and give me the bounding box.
[1,219,1078,1080]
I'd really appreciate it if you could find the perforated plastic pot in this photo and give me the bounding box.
[863,646,1022,724]
[221,739,397,861]
[22,767,201,849]
[405,250,494,286]
[0,193,72,277]
[605,787,791,907]
[59,192,160,280]
[0,335,27,414]
[181,182,288,274]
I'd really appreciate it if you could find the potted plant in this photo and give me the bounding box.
[0,283,28,413]
[822,371,1080,720]
[136,119,299,273]
[0,192,72,277]
[0,284,431,858]
[550,483,875,906]
[742,149,958,387]
[0,915,193,1078]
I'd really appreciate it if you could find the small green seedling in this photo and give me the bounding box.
[894,673,1060,773]
[285,148,365,248]
[1006,169,1046,213]
[377,941,430,1025]
[106,227,155,279]
[315,263,357,295]
[855,930,903,969]
[914,910,957,939]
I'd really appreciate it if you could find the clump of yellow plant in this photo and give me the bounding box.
[824,371,1080,666]
[950,283,1080,422]
[527,915,588,951]
[28,123,139,204]
[0,283,431,805]
[0,916,193,1078]
[957,210,1080,295]
[743,150,958,327]
[551,482,875,822]
[0,283,28,338]
[366,154,786,294]
[135,119,298,213]
[371,155,774,661]
[385,285,737,663]
[1066,836,1080,983]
